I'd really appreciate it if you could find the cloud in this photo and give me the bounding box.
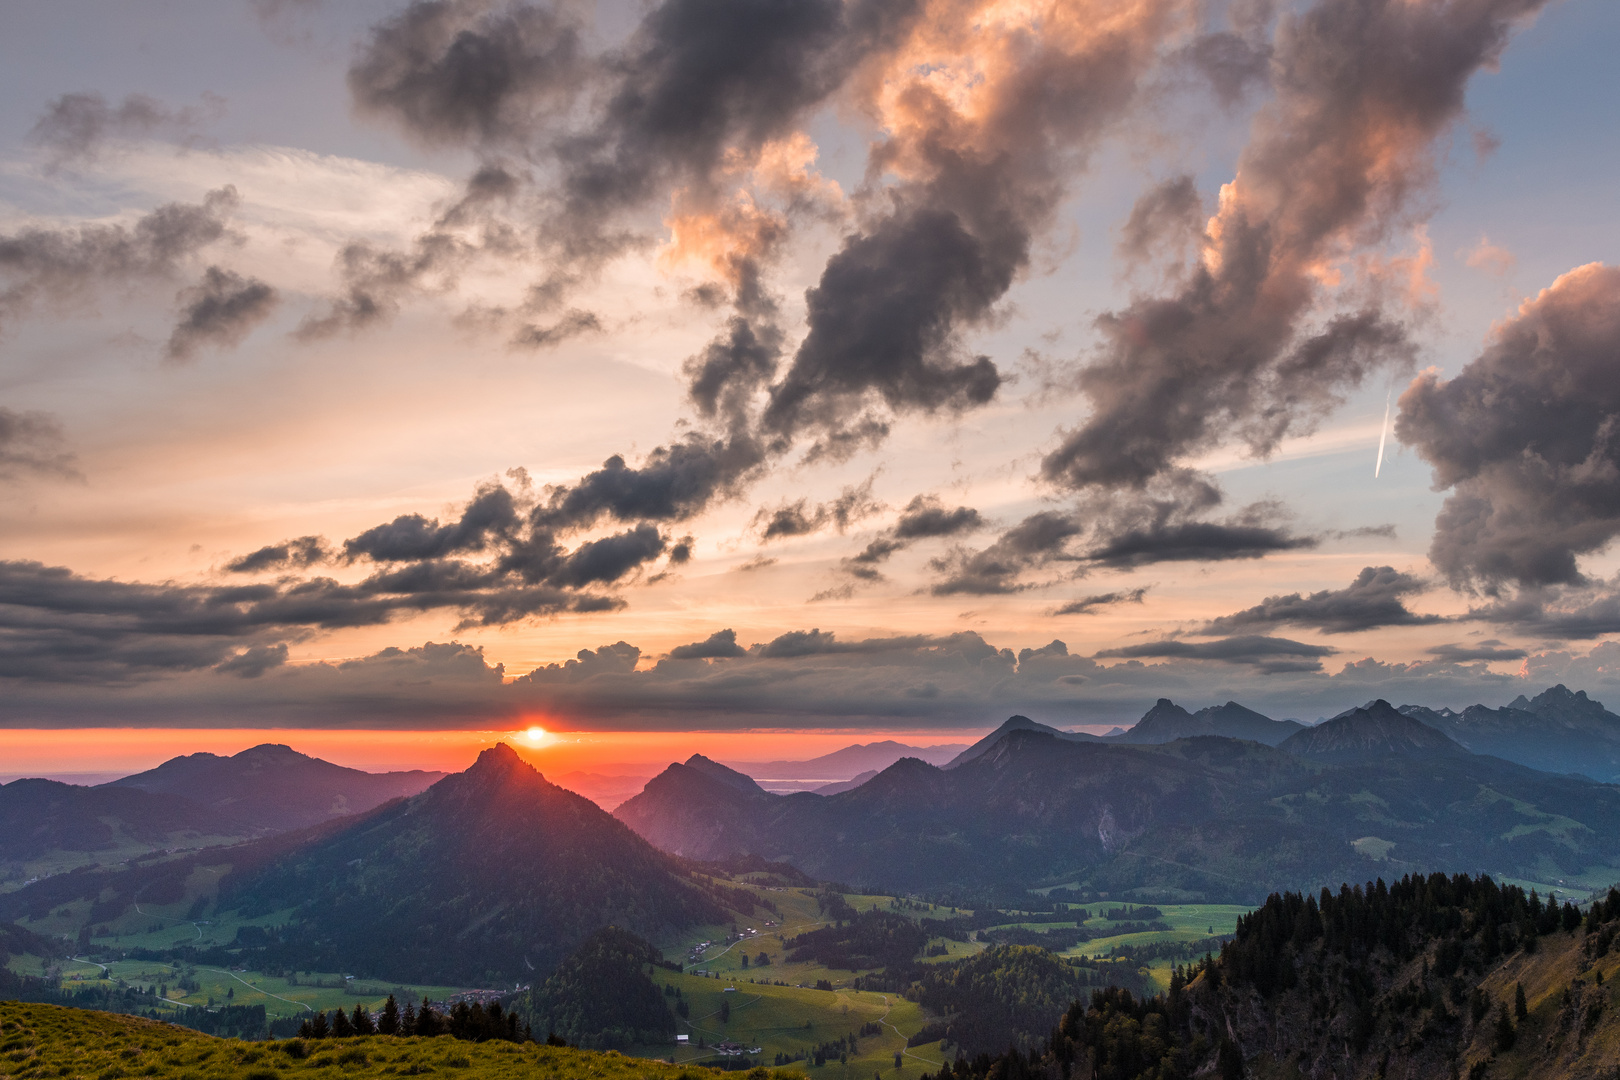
[753,477,882,541]
[0,409,80,482]
[0,187,240,335]
[893,496,983,540]
[225,536,332,574]
[166,266,278,361]
[1202,565,1439,635]
[1398,263,1620,592]
[1427,640,1525,663]
[28,91,222,168]
[1096,634,1337,674]
[1053,588,1148,616]
[512,308,603,348]
[1042,0,1545,497]
[347,0,588,150]
[1085,516,1315,568]
[1463,235,1515,277]
[1116,175,1204,269]
[216,642,290,678]
[533,437,768,532]
[667,628,747,660]
[928,511,1084,595]
[342,482,520,562]
[1466,578,1620,640]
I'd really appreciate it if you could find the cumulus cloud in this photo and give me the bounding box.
[929,511,1083,595]
[1042,0,1545,518]
[166,266,278,361]
[1202,565,1439,635]
[225,536,332,574]
[667,628,747,660]
[0,188,239,335]
[1398,263,1620,592]
[0,409,80,482]
[28,91,223,168]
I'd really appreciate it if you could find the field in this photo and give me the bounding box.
[0,1001,789,1080]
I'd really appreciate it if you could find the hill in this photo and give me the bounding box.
[1402,683,1620,781]
[615,726,1620,901]
[210,744,725,985]
[943,716,1099,768]
[933,874,1620,1080]
[0,778,227,864]
[108,744,443,831]
[518,926,677,1049]
[1280,698,1463,762]
[0,1001,755,1080]
[728,741,969,782]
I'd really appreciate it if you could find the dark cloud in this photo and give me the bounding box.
[166,266,278,361]
[1086,517,1314,568]
[1043,0,1544,496]
[1427,641,1526,664]
[534,435,767,532]
[226,536,332,574]
[215,642,290,678]
[344,483,520,562]
[1181,30,1272,107]
[0,188,239,334]
[295,232,474,339]
[1203,565,1438,634]
[928,511,1083,595]
[546,524,667,588]
[667,628,746,660]
[1097,634,1337,674]
[348,0,588,149]
[0,409,80,482]
[1398,263,1620,592]
[893,496,983,540]
[753,478,882,541]
[1054,588,1148,616]
[1467,580,1620,641]
[28,91,222,167]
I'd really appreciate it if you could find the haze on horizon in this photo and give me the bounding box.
[1,0,1618,735]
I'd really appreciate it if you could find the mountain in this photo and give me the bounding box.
[1109,699,1305,746]
[107,744,444,831]
[517,926,676,1049]
[728,740,969,781]
[943,715,1098,768]
[815,770,878,795]
[210,744,724,984]
[1400,683,1620,781]
[680,753,768,795]
[1280,699,1462,762]
[0,778,226,863]
[615,726,1620,901]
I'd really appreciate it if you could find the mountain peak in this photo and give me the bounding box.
[466,742,536,781]
[682,754,767,795]
[1281,700,1461,762]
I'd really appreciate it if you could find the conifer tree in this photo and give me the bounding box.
[331,1007,355,1038]
[310,1011,329,1039]
[353,1004,377,1035]
[401,1000,416,1036]
[1514,982,1527,1020]
[379,995,400,1036]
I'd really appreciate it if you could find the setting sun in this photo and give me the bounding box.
[524,726,548,745]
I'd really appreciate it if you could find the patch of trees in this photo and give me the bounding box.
[914,874,1617,1080]
[786,909,929,970]
[296,996,527,1042]
[517,926,676,1049]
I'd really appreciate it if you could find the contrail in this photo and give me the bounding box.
[1374,389,1392,478]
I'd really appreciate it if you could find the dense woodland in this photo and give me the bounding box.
[917,875,1620,1079]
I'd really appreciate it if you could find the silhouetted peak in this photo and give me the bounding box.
[682,754,767,795]
[465,743,536,782]
[1156,698,1174,707]
[233,743,308,763]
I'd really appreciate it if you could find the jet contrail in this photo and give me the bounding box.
[1374,389,1392,478]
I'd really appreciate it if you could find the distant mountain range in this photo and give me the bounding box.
[0,745,442,869]
[724,740,968,788]
[1400,684,1620,781]
[615,698,1620,901]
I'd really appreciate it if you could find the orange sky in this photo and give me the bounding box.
[0,726,996,782]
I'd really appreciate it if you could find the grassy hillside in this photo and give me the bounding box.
[0,1001,801,1080]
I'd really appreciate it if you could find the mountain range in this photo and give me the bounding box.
[1400,683,1620,780]
[0,745,442,870]
[615,699,1620,901]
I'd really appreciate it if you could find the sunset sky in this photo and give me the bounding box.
[2,0,1619,769]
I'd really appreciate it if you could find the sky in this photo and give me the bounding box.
[2,0,1619,759]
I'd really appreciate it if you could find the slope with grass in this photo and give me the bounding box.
[0,1001,799,1080]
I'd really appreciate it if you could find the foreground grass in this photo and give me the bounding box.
[0,1002,809,1080]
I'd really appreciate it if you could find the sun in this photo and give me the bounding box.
[524,726,547,745]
